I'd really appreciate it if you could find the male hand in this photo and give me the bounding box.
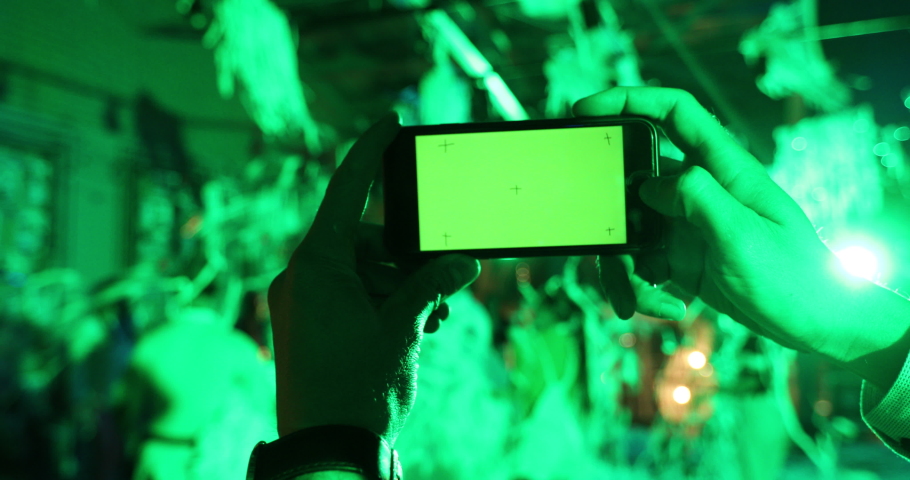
[268,113,481,443]
[575,87,851,354]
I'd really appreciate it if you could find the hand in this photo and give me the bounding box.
[574,87,850,354]
[268,113,481,443]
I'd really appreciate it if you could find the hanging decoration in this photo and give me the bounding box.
[740,0,851,112]
[517,0,581,21]
[418,10,528,121]
[544,0,645,118]
[0,147,52,277]
[880,124,910,199]
[507,262,630,479]
[394,289,513,480]
[387,0,431,10]
[418,25,473,125]
[196,154,324,293]
[560,256,639,470]
[203,0,322,153]
[768,106,883,227]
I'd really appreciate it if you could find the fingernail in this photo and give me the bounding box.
[454,256,481,284]
[660,302,686,321]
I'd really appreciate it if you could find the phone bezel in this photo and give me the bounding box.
[382,116,661,260]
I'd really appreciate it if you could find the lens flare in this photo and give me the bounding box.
[687,351,707,369]
[672,386,691,404]
[835,246,879,281]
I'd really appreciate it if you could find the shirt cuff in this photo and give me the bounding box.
[862,351,910,444]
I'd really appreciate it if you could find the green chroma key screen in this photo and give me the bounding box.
[415,125,627,251]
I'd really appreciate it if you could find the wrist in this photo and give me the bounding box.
[815,274,910,390]
[278,414,398,446]
[295,474,368,480]
[248,425,402,480]
[278,396,403,446]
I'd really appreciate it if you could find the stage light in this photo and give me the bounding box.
[873,142,890,156]
[619,332,636,348]
[894,126,910,142]
[687,351,707,369]
[698,363,714,377]
[515,263,531,284]
[835,245,879,280]
[672,386,691,404]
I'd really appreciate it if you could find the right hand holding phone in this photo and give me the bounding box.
[574,87,849,354]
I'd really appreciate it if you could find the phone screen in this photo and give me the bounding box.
[415,125,626,252]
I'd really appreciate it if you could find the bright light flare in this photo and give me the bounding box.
[835,246,879,281]
[687,351,707,369]
[672,386,691,404]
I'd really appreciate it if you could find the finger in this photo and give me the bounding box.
[573,87,795,224]
[596,255,636,320]
[573,88,732,163]
[303,113,401,265]
[435,302,450,321]
[267,270,285,309]
[424,316,441,334]
[628,276,687,321]
[633,249,671,285]
[393,257,428,278]
[659,155,685,176]
[424,304,450,334]
[381,255,480,334]
[356,261,406,298]
[356,222,395,264]
[267,271,290,345]
[639,166,758,247]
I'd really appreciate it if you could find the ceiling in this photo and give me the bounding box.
[101,0,910,164]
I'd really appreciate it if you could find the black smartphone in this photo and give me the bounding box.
[382,116,661,261]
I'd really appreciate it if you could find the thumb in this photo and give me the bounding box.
[380,254,481,332]
[640,166,755,244]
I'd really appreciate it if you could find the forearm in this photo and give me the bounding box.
[816,275,910,390]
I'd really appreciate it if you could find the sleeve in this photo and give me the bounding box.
[861,351,910,460]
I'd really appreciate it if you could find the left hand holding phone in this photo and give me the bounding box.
[268,112,481,444]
